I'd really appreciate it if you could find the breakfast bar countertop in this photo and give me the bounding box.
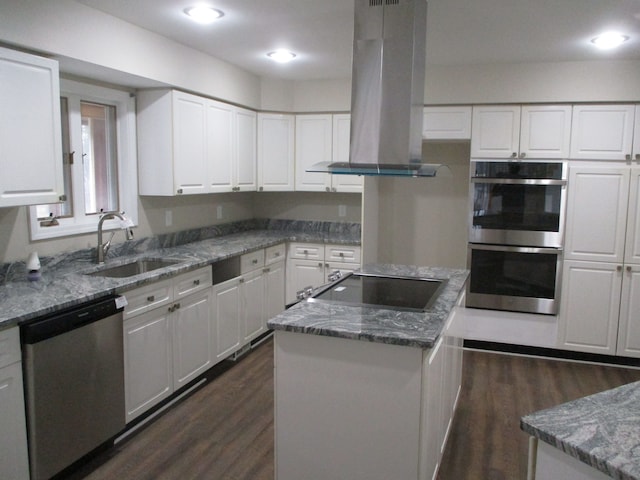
[521,380,640,480]
[267,263,469,349]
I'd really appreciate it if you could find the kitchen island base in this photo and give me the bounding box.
[273,316,462,480]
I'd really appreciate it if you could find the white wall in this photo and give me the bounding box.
[252,192,361,223]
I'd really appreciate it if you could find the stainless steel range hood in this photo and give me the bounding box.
[309,0,447,178]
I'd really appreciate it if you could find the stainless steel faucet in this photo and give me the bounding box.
[96,211,134,264]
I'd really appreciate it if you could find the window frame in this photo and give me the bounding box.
[29,79,138,240]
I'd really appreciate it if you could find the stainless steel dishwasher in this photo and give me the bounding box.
[21,295,125,480]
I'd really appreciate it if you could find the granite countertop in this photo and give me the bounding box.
[0,220,361,330]
[521,381,640,480]
[267,264,469,349]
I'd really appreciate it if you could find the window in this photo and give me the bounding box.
[29,79,137,240]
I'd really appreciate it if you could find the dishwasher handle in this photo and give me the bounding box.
[21,295,124,345]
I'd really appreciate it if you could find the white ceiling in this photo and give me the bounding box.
[77,0,640,81]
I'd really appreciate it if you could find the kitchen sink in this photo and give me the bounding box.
[86,258,182,278]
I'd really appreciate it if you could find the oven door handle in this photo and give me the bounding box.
[470,178,567,186]
[469,244,563,255]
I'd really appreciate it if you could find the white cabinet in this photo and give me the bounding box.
[123,267,213,422]
[0,328,30,480]
[422,106,472,140]
[570,105,636,161]
[634,105,640,162]
[471,105,572,159]
[286,243,361,304]
[560,166,640,357]
[0,46,64,207]
[212,244,286,358]
[295,114,363,193]
[137,89,256,195]
[257,113,295,191]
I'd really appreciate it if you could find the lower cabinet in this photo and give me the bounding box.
[558,260,640,357]
[286,243,361,304]
[123,266,212,423]
[213,246,286,359]
[0,328,30,480]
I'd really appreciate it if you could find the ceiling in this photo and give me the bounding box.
[77,0,640,81]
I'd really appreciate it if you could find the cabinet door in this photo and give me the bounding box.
[207,100,235,192]
[173,289,212,390]
[0,362,30,480]
[295,115,332,191]
[570,105,635,160]
[633,105,640,162]
[0,47,63,206]
[235,107,257,191]
[419,337,444,480]
[616,265,640,358]
[172,91,208,195]
[241,269,266,343]
[331,114,363,193]
[624,168,640,264]
[470,106,520,158]
[422,106,472,140]
[564,166,629,262]
[257,113,295,191]
[123,308,173,422]
[265,261,286,320]
[286,259,325,304]
[558,261,621,355]
[212,278,242,360]
[519,105,572,159]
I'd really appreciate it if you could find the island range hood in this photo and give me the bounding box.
[309,0,448,178]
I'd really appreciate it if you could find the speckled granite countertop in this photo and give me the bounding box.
[267,264,468,349]
[0,220,360,330]
[521,381,640,480]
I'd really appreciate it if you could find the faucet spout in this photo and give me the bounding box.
[96,211,133,264]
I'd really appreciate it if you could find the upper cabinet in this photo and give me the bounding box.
[471,105,572,159]
[422,106,472,140]
[570,104,637,161]
[257,113,295,192]
[294,114,362,193]
[137,89,256,196]
[0,47,64,207]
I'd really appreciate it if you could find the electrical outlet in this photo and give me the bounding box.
[217,205,223,219]
[165,210,172,227]
[338,205,347,217]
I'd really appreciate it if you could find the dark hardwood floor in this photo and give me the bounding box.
[74,338,640,480]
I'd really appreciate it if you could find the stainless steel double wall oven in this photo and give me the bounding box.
[466,160,568,314]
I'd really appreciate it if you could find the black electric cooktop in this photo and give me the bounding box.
[310,272,446,312]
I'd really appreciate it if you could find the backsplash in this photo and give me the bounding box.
[0,219,361,284]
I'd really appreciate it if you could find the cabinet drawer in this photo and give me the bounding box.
[123,279,173,319]
[324,245,361,263]
[241,249,265,273]
[0,327,20,368]
[174,266,212,298]
[265,243,286,265]
[288,243,323,260]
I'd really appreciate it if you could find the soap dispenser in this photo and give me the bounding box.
[27,252,41,281]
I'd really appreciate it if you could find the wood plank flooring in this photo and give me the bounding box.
[71,339,640,480]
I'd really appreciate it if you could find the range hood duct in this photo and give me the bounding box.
[309,0,448,178]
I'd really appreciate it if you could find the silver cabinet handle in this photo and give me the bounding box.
[303,249,309,254]
[177,188,183,194]
[193,279,200,286]
[239,278,245,284]
[339,252,344,257]
[252,259,258,264]
[147,295,155,302]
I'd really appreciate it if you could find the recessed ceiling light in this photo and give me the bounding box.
[591,32,629,50]
[267,50,297,63]
[184,6,224,24]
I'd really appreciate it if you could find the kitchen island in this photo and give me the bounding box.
[521,381,640,480]
[267,264,468,480]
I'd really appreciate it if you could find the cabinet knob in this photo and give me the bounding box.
[263,267,270,273]
[239,278,245,283]
[511,152,518,158]
[325,187,331,192]
[339,252,344,257]
[332,187,337,192]
[617,265,623,271]
[636,153,640,161]
[147,295,155,302]
[252,259,258,264]
[626,154,632,161]
[519,152,526,158]
[177,188,183,194]
[627,265,632,272]
[193,279,200,286]
[318,262,323,268]
[303,249,309,254]
[259,186,264,192]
